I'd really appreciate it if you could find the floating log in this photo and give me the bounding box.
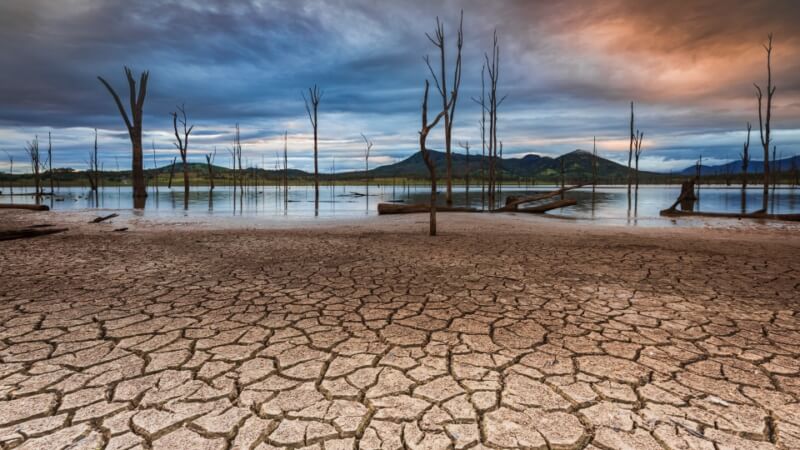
[517,198,577,213]
[0,227,67,241]
[0,204,49,211]
[497,184,586,212]
[659,209,800,222]
[378,203,479,215]
[90,213,119,223]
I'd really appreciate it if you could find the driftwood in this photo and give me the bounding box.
[517,198,577,213]
[497,184,585,212]
[660,209,800,222]
[0,204,49,211]
[378,203,478,215]
[0,226,67,241]
[90,213,119,223]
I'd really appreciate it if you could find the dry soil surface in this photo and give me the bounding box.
[1,210,799,450]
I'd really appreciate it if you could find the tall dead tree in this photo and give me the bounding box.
[754,33,775,211]
[472,63,487,209]
[420,80,450,236]
[425,11,463,206]
[25,136,42,198]
[361,133,373,197]
[47,132,53,194]
[206,147,216,191]
[98,67,149,204]
[171,104,194,203]
[634,130,644,188]
[627,102,635,193]
[741,123,751,191]
[283,131,289,206]
[485,31,504,209]
[303,85,322,210]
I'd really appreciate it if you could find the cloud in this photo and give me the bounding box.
[0,0,798,174]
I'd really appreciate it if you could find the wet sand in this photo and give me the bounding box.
[1,209,799,449]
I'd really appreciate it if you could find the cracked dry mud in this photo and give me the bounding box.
[1,212,799,450]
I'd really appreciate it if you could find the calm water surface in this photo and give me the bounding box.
[2,183,799,227]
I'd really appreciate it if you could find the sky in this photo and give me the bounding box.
[1,0,799,174]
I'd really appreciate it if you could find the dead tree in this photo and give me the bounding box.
[206,147,216,191]
[420,80,450,236]
[459,141,470,204]
[425,11,463,206]
[283,131,289,205]
[87,130,100,191]
[741,123,751,191]
[303,85,322,209]
[485,31,504,208]
[25,136,42,197]
[167,157,177,189]
[171,104,195,203]
[592,136,598,192]
[3,150,12,195]
[627,102,635,193]
[151,140,159,194]
[634,130,644,188]
[98,67,149,203]
[472,63,487,210]
[361,133,373,197]
[755,33,776,210]
[47,132,53,194]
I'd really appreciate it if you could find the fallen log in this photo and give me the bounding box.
[378,203,479,215]
[497,184,586,212]
[659,209,800,222]
[0,204,49,211]
[517,198,577,213]
[90,213,119,223]
[0,227,67,241]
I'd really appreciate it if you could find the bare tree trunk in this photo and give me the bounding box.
[172,104,194,209]
[25,136,41,199]
[628,102,634,194]
[420,80,449,236]
[168,157,177,189]
[755,34,775,211]
[303,85,322,213]
[425,12,463,206]
[592,136,598,193]
[283,131,288,207]
[206,147,216,191]
[98,67,149,205]
[47,132,53,194]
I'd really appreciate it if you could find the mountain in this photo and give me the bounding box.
[678,155,800,176]
[364,149,647,182]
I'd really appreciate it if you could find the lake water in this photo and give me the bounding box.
[2,183,799,227]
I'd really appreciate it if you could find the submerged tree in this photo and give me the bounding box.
[361,133,373,197]
[87,129,100,191]
[627,102,635,193]
[303,85,322,211]
[47,132,53,194]
[592,136,598,192]
[25,136,42,198]
[740,123,751,191]
[98,67,149,204]
[425,11,463,206]
[459,141,470,204]
[205,147,216,191]
[171,104,194,204]
[754,33,776,211]
[419,80,450,236]
[634,130,644,188]
[484,31,504,209]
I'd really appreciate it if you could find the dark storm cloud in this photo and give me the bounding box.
[0,0,798,173]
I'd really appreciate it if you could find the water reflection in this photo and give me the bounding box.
[2,184,799,225]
